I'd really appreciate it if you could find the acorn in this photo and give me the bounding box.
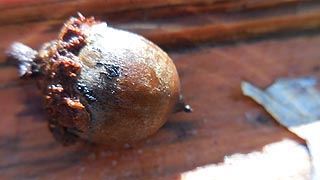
[6,13,191,146]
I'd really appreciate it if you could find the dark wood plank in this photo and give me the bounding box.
[0,0,306,25]
[1,1,320,59]
[2,29,319,180]
[0,1,318,180]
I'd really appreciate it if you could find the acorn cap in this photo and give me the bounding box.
[6,14,191,146]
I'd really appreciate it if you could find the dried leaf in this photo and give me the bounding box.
[242,77,320,180]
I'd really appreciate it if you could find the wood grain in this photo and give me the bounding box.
[0,0,319,180]
[0,0,307,26]
[1,1,320,53]
[2,29,319,180]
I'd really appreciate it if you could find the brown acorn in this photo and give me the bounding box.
[6,13,191,146]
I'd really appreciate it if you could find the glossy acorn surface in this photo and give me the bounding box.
[6,14,191,146]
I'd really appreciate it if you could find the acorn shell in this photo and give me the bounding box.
[74,23,181,144]
[6,15,188,146]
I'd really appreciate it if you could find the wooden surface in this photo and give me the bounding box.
[1,1,319,179]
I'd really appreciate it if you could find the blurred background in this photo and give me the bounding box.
[1,0,320,180]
